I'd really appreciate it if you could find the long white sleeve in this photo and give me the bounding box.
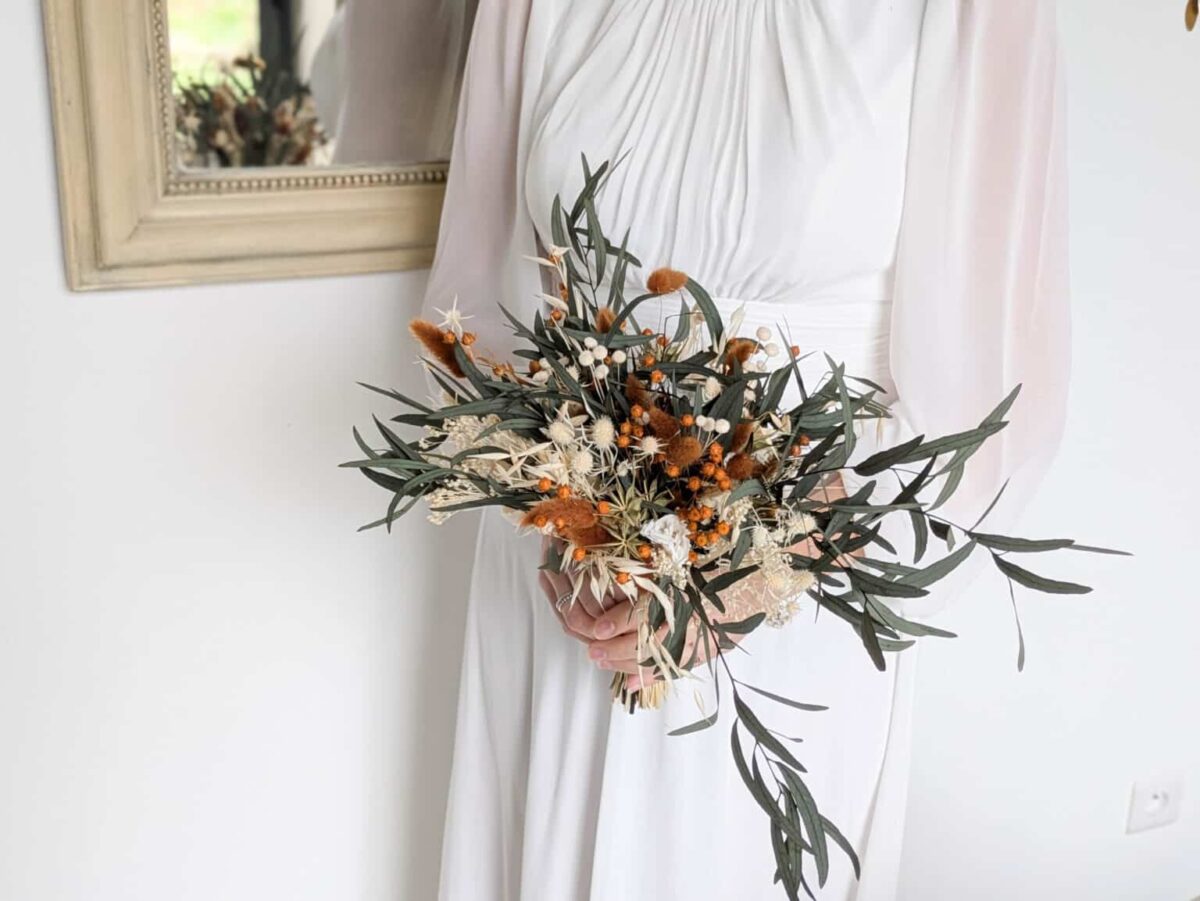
[846,0,1072,617]
[419,0,547,361]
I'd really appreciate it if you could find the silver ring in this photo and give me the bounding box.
[555,591,573,611]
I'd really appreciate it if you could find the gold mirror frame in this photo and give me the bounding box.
[41,0,447,291]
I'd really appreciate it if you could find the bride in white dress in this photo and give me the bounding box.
[411,2,1071,898]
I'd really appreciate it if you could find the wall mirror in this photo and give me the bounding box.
[42,0,473,290]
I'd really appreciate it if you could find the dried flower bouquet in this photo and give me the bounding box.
[347,158,1121,898]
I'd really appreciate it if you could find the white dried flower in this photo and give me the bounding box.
[531,369,551,384]
[567,365,580,379]
[593,364,610,380]
[547,420,575,445]
[714,419,731,435]
[584,337,598,349]
[765,343,781,357]
[570,450,596,476]
[755,326,772,342]
[594,345,608,357]
[639,436,662,457]
[591,416,616,449]
[578,350,596,367]
[696,415,712,430]
[639,515,692,567]
[611,350,627,365]
[703,376,723,401]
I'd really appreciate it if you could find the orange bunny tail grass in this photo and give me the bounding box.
[595,306,620,333]
[625,373,654,409]
[647,268,689,295]
[562,524,613,549]
[725,453,758,482]
[521,498,597,531]
[722,338,759,373]
[731,420,756,454]
[665,435,704,470]
[646,407,681,440]
[410,319,465,378]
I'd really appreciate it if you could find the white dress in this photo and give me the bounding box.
[420,2,1073,899]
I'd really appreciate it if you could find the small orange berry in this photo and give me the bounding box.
[650,370,665,384]
[716,522,731,536]
[554,517,567,530]
[688,551,699,563]
[799,434,812,446]
[715,467,728,481]
[687,476,702,492]
[687,508,702,523]
[687,520,699,534]
[637,544,653,560]
[666,464,682,478]
[631,404,645,419]
[789,444,804,458]
[442,331,457,345]
[701,462,716,477]
[550,309,565,323]
[633,425,645,438]
[700,506,714,521]
[642,328,655,337]
[709,444,725,462]
[718,478,732,491]
[597,501,612,515]
[680,414,695,428]
[461,332,477,347]
[534,514,548,528]
[617,435,632,449]
[537,477,553,492]
[616,572,631,585]
[695,534,709,548]
[642,354,657,367]
[619,421,633,436]
[656,335,669,348]
[572,548,587,563]
[556,485,571,500]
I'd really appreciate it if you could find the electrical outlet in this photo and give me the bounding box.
[1126,775,1184,834]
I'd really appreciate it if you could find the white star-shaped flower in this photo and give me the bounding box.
[433,296,474,337]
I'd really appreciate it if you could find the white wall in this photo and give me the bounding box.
[2,2,1197,900]
[901,4,1200,900]
[0,2,471,899]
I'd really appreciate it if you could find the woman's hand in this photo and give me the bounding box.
[539,472,852,690]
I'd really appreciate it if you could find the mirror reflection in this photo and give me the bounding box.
[168,0,473,170]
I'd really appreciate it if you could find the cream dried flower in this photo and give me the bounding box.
[591,416,616,449]
[639,436,662,457]
[570,449,596,476]
[547,420,575,445]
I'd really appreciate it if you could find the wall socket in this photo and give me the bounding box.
[1126,775,1184,834]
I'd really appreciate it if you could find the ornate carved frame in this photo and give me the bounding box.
[41,0,447,290]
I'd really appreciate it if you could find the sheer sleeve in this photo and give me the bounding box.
[419,0,547,361]
[845,0,1072,617]
[332,0,477,165]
